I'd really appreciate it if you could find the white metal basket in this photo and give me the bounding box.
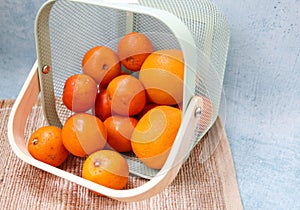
[8,0,230,201]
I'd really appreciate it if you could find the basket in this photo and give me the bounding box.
[8,0,230,201]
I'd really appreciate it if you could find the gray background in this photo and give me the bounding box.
[1,0,299,209]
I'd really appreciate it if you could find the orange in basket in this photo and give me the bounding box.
[104,115,138,153]
[107,75,147,116]
[131,106,182,169]
[82,46,121,89]
[62,74,98,113]
[61,113,107,157]
[139,49,184,105]
[118,32,154,71]
[82,150,129,194]
[94,89,112,121]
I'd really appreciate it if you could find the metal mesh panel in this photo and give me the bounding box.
[138,0,230,141]
[49,1,129,125]
[35,0,230,179]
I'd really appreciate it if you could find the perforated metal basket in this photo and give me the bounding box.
[8,0,230,201]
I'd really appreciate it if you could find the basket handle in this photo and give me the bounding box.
[8,61,41,160]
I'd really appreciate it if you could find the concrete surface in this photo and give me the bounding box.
[215,0,300,209]
[214,0,300,209]
[0,0,299,209]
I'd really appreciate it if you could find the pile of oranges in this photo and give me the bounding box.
[27,32,189,194]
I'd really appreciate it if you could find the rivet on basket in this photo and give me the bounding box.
[195,107,202,118]
[42,65,51,74]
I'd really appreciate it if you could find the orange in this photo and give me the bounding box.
[107,75,146,116]
[137,103,158,119]
[118,32,153,71]
[104,115,138,152]
[139,49,184,105]
[94,89,112,121]
[82,150,129,194]
[62,74,98,113]
[131,106,182,169]
[27,126,69,167]
[82,46,121,88]
[62,113,107,157]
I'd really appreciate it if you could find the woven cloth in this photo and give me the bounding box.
[0,99,243,209]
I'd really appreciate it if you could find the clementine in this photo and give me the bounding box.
[137,103,158,119]
[94,89,112,121]
[131,106,182,169]
[62,74,98,113]
[118,32,153,71]
[104,115,138,152]
[27,126,69,167]
[82,150,129,194]
[82,46,121,88]
[139,49,184,105]
[107,75,146,116]
[61,113,107,157]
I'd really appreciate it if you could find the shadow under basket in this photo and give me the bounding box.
[8,0,230,201]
